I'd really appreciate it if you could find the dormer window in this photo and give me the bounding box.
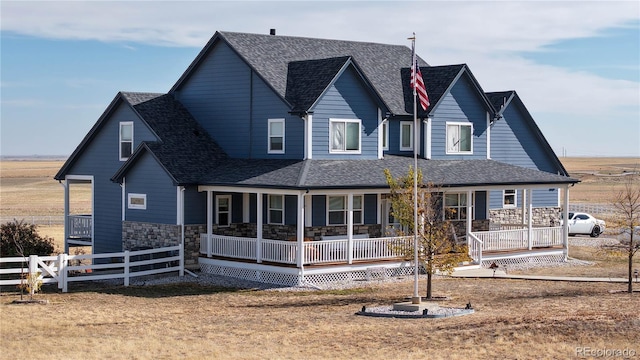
[268,119,285,154]
[446,122,472,154]
[400,121,413,151]
[329,119,361,154]
[119,122,133,161]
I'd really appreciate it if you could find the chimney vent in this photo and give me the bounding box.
[270,29,276,36]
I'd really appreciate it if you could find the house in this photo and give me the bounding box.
[55,31,578,286]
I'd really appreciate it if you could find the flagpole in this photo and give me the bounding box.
[409,33,420,304]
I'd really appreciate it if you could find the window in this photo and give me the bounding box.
[216,195,231,227]
[400,121,413,151]
[268,119,285,154]
[268,194,284,224]
[330,119,361,153]
[381,120,389,151]
[444,193,469,221]
[503,189,516,208]
[119,122,133,161]
[446,123,472,154]
[128,193,146,210]
[327,195,363,225]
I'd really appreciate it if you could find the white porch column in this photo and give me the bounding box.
[62,180,69,253]
[242,193,250,223]
[527,188,533,250]
[297,192,305,268]
[347,193,354,264]
[305,114,313,160]
[206,191,213,258]
[563,185,570,260]
[521,189,527,225]
[466,190,473,236]
[256,192,263,263]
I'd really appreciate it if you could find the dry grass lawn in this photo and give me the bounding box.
[1,278,638,359]
[1,159,639,359]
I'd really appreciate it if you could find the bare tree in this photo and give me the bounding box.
[384,167,470,299]
[604,172,639,293]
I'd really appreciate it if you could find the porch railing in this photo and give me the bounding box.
[471,226,563,252]
[199,234,412,265]
[68,215,92,238]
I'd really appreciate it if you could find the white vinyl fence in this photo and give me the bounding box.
[0,245,183,293]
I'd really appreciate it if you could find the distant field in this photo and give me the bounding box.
[560,157,640,204]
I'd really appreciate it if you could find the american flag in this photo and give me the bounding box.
[411,40,430,111]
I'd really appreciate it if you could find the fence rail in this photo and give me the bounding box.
[0,215,65,226]
[0,245,183,292]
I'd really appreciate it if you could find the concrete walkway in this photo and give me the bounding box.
[450,268,634,283]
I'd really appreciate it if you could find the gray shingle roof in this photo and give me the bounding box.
[113,92,228,184]
[198,155,577,189]
[173,31,428,115]
[285,56,351,113]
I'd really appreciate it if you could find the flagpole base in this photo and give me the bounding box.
[411,296,421,304]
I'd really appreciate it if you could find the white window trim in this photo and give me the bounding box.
[268,118,285,154]
[268,194,284,225]
[400,121,414,151]
[215,195,231,227]
[503,189,517,208]
[381,119,389,151]
[128,193,146,210]
[329,118,362,154]
[327,195,363,225]
[119,121,134,161]
[446,122,473,155]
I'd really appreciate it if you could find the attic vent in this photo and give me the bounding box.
[270,28,276,36]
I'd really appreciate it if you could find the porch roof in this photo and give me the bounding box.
[198,155,578,190]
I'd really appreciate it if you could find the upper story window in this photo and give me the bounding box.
[268,119,285,154]
[327,195,363,225]
[381,120,389,151]
[268,194,284,225]
[216,195,231,227]
[503,189,516,208]
[119,122,133,161]
[446,122,472,154]
[330,119,361,154]
[400,121,414,151]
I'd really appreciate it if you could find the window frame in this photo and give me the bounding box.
[446,122,473,154]
[400,121,414,151]
[327,195,363,225]
[268,118,285,154]
[443,193,470,221]
[119,121,134,161]
[381,120,389,151]
[329,118,362,154]
[503,189,517,208]
[268,194,284,225]
[127,193,146,210]
[215,195,232,227]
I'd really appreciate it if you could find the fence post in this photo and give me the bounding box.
[57,253,65,291]
[124,251,130,287]
[179,243,184,277]
[28,255,38,296]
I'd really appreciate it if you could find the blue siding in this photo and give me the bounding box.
[184,186,206,224]
[430,78,488,160]
[489,189,559,210]
[311,67,380,159]
[125,152,176,224]
[176,42,302,159]
[491,101,559,173]
[65,103,157,254]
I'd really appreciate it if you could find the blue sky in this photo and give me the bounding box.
[1,1,639,157]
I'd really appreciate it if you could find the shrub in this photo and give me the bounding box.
[1,220,55,257]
